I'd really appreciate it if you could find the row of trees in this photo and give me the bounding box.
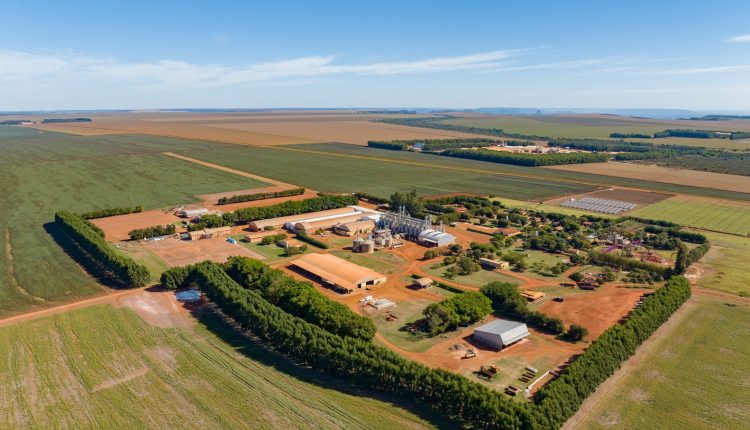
[295,232,329,249]
[128,224,176,240]
[191,260,534,430]
[223,257,375,340]
[439,149,609,167]
[422,292,492,335]
[608,132,653,139]
[217,187,305,205]
[533,276,691,427]
[588,250,667,278]
[481,282,565,335]
[260,233,287,245]
[375,116,550,141]
[79,205,143,220]
[643,225,708,244]
[367,141,408,150]
[235,195,357,224]
[55,211,150,288]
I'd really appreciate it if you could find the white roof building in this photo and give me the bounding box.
[417,229,456,247]
[473,319,530,350]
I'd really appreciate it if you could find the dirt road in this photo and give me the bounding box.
[163,152,301,189]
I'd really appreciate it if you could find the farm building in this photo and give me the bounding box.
[293,213,371,234]
[413,277,433,288]
[521,291,546,302]
[380,206,455,246]
[248,206,380,232]
[334,219,376,236]
[243,229,284,243]
[187,226,232,240]
[291,253,387,293]
[473,319,530,350]
[479,257,510,270]
[179,208,209,218]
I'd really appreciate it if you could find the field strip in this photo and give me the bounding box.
[4,228,45,303]
[163,152,300,189]
[562,297,699,429]
[0,287,145,328]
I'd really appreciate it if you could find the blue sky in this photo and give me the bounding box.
[1,1,750,110]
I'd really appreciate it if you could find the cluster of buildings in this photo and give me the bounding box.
[378,207,456,247]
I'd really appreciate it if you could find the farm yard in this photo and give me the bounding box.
[576,297,750,430]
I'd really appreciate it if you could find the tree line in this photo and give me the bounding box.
[79,205,143,220]
[295,232,329,249]
[235,195,357,224]
[187,260,534,429]
[533,276,691,427]
[128,224,176,240]
[167,257,692,429]
[439,149,609,167]
[54,211,150,288]
[217,188,305,205]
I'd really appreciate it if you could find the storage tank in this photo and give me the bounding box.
[361,240,375,254]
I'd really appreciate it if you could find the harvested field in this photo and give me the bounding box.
[538,284,649,338]
[547,161,750,194]
[91,210,182,242]
[630,195,750,236]
[576,297,750,430]
[142,236,264,267]
[29,110,484,146]
[0,304,438,429]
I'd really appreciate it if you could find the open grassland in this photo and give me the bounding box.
[0,127,268,317]
[0,305,437,429]
[547,162,750,194]
[697,232,750,296]
[578,298,750,430]
[630,195,750,236]
[441,115,750,149]
[420,263,521,288]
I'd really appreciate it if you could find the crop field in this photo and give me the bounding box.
[178,143,597,201]
[630,195,750,236]
[547,162,750,195]
[0,305,437,429]
[29,110,480,146]
[697,232,750,295]
[441,115,750,149]
[578,298,750,430]
[0,127,272,317]
[330,250,408,275]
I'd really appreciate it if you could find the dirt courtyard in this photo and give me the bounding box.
[143,236,264,267]
[115,288,197,328]
[91,210,182,242]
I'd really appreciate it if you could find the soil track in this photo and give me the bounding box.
[163,152,300,188]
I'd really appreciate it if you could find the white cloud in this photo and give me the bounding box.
[643,65,750,75]
[0,49,519,88]
[725,34,750,43]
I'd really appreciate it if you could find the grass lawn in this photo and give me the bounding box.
[0,305,439,429]
[578,298,750,430]
[421,263,521,288]
[465,346,558,396]
[235,237,309,262]
[115,241,171,282]
[0,128,265,316]
[522,250,568,280]
[330,250,407,275]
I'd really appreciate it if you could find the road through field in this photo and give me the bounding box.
[163,152,300,189]
[561,296,699,430]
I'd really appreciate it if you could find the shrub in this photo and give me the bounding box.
[260,233,287,245]
[566,324,588,341]
[480,282,565,334]
[128,224,176,240]
[423,292,491,335]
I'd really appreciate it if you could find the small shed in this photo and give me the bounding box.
[521,291,546,302]
[413,277,433,288]
[473,319,530,350]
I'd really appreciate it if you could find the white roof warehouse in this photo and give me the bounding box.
[473,319,530,350]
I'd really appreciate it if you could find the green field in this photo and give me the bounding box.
[441,116,748,150]
[421,263,522,288]
[630,197,750,236]
[0,305,438,429]
[175,142,750,203]
[578,298,750,430]
[698,232,750,295]
[0,127,267,316]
